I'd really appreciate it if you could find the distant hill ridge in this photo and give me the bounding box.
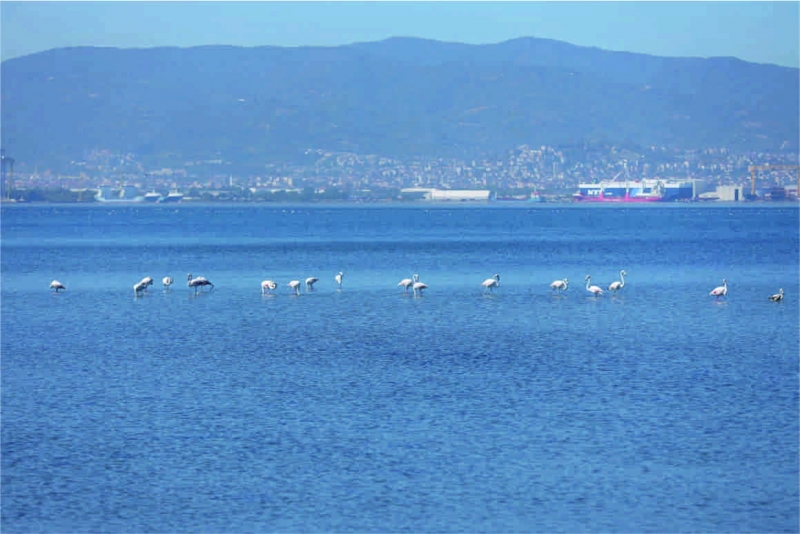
[1,36,797,172]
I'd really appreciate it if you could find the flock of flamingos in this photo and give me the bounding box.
[47,269,787,302]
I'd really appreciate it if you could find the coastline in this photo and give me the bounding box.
[2,199,798,209]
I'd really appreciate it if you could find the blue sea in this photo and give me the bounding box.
[2,203,798,533]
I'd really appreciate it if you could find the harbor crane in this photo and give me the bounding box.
[748,164,800,197]
[1,149,14,200]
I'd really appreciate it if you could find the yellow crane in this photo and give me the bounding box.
[748,164,800,197]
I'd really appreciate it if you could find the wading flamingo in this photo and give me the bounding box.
[585,275,603,297]
[288,280,301,295]
[608,270,627,293]
[412,274,428,296]
[550,278,568,294]
[769,288,784,302]
[134,279,149,296]
[305,277,319,290]
[187,273,214,295]
[709,279,727,298]
[261,280,277,294]
[481,274,500,294]
[398,277,414,292]
[335,271,344,289]
[50,280,66,292]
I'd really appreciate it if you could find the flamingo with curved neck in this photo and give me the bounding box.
[709,278,727,298]
[261,280,277,294]
[550,278,568,294]
[585,275,603,297]
[482,273,500,294]
[608,270,627,293]
[411,274,428,296]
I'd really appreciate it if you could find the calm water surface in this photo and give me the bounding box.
[2,204,798,532]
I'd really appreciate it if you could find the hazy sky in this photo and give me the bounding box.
[1,1,798,67]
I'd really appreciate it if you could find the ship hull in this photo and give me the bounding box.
[572,193,663,203]
[574,179,693,203]
[158,194,184,203]
[95,196,144,203]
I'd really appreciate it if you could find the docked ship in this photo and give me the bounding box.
[94,184,144,203]
[158,191,184,203]
[572,178,694,203]
[143,191,163,202]
[494,190,545,202]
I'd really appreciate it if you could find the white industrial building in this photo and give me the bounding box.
[400,188,491,202]
[714,185,746,202]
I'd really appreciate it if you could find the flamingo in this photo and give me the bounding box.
[261,280,277,294]
[288,280,301,295]
[335,271,344,289]
[608,270,627,293]
[187,273,208,284]
[187,273,214,295]
[481,273,500,294]
[134,276,153,293]
[585,275,603,297]
[709,278,727,298]
[50,280,66,292]
[550,278,568,293]
[134,280,149,296]
[398,277,414,292]
[412,274,428,296]
[162,276,174,289]
[305,277,319,290]
[769,288,784,302]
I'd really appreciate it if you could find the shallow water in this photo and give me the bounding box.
[2,204,798,532]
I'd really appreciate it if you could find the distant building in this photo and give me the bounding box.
[400,188,491,201]
[95,184,142,201]
[715,185,745,201]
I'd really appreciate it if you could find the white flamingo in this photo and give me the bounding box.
[134,280,149,296]
[550,278,568,293]
[481,273,500,294]
[305,277,319,290]
[162,276,174,289]
[187,273,214,295]
[288,280,301,295]
[134,276,153,293]
[398,277,414,292]
[187,273,208,284]
[585,275,603,297]
[769,288,784,302]
[261,280,277,294]
[709,278,727,298]
[50,280,66,292]
[412,274,428,296]
[608,270,627,293]
[335,271,344,289]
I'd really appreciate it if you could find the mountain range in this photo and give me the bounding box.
[1,36,797,174]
